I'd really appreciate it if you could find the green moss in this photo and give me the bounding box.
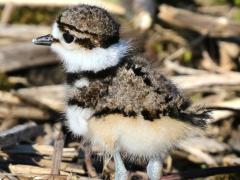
[191,93,202,102]
[230,0,240,6]
[215,0,228,5]
[233,10,240,21]
[154,43,163,53]
[182,50,192,63]
[8,7,61,25]
[0,73,11,91]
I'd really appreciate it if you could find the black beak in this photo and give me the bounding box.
[32,34,54,46]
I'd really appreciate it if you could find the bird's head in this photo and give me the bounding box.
[33,4,129,73]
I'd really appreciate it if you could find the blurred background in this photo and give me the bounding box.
[0,0,240,179]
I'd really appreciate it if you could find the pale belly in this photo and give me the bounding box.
[86,114,200,159]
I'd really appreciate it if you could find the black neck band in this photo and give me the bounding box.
[66,57,128,85]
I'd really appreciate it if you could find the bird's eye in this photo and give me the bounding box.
[63,32,74,43]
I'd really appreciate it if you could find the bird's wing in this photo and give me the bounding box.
[95,55,190,120]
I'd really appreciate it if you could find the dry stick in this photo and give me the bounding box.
[154,25,187,46]
[205,105,240,123]
[204,98,240,122]
[159,4,240,37]
[1,172,100,180]
[0,2,15,24]
[206,106,240,113]
[178,144,217,166]
[51,129,65,175]
[0,172,18,180]
[164,59,207,75]
[161,166,240,180]
[0,105,50,120]
[0,122,43,148]
[171,72,240,92]
[0,91,21,105]
[40,159,85,174]
[84,149,98,178]
[0,117,18,131]
[2,144,78,158]
[132,0,156,30]
[0,25,50,40]
[0,42,57,73]
[181,136,228,154]
[197,5,232,16]
[1,172,69,180]
[8,164,80,180]
[15,85,65,111]
[0,155,85,174]
[9,164,68,175]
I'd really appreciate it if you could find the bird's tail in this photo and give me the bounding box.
[179,107,212,128]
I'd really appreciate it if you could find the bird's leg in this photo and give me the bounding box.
[147,158,163,180]
[113,150,128,180]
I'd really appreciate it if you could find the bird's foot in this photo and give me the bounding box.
[114,150,128,180]
[115,170,128,180]
[147,158,163,180]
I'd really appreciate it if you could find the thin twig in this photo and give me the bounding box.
[51,128,65,175]
[84,148,98,178]
[0,122,43,148]
[206,106,240,113]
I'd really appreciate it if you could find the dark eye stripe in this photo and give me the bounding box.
[58,23,119,48]
[63,32,74,43]
[75,38,96,49]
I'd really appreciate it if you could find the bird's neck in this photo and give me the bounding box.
[51,40,130,73]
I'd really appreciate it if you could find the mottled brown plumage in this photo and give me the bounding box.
[67,55,207,126]
[57,5,120,48]
[95,56,187,117]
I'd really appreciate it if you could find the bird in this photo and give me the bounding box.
[32,4,210,180]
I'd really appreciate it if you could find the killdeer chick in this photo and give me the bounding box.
[33,4,209,180]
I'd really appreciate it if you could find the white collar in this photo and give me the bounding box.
[51,40,129,73]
